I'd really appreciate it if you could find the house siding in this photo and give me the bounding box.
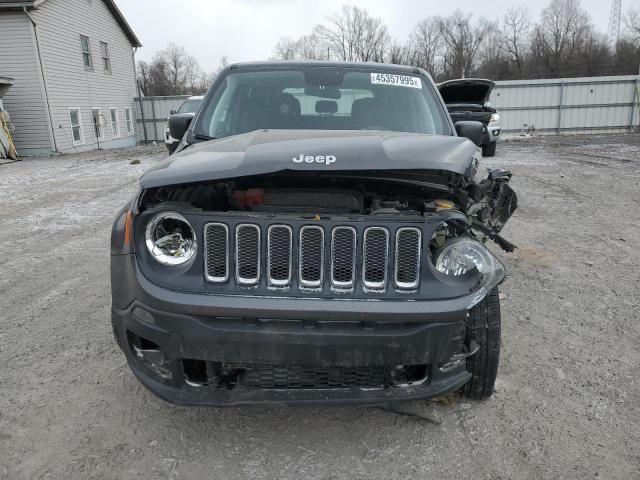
[31,0,138,153]
[0,11,52,155]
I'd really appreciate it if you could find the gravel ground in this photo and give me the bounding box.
[1,135,639,480]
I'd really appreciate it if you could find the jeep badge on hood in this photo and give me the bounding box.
[292,154,336,165]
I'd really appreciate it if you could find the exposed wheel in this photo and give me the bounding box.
[482,141,497,157]
[461,287,501,399]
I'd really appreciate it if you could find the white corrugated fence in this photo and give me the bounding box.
[491,75,640,135]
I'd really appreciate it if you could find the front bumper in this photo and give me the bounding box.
[111,254,481,406]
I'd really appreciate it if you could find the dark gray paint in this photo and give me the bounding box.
[139,129,478,189]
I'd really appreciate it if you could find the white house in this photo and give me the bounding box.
[0,0,141,155]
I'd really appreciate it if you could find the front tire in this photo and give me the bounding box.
[482,141,497,157]
[461,288,501,399]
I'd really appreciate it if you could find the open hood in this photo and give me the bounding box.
[438,78,495,106]
[139,129,478,189]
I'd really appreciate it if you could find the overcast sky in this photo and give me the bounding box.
[117,0,612,72]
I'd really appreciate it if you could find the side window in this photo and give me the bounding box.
[100,42,111,73]
[69,109,83,145]
[80,35,93,69]
[110,107,119,137]
[124,107,133,135]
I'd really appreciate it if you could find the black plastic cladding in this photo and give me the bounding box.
[135,208,480,300]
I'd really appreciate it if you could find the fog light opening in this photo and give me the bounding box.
[127,332,172,380]
[182,359,208,386]
[390,364,430,387]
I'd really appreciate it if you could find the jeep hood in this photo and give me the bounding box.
[139,129,478,189]
[438,78,495,106]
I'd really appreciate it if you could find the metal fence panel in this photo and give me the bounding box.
[491,75,639,135]
[134,95,190,143]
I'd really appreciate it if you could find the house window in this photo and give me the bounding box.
[100,42,111,73]
[69,109,83,145]
[80,35,93,69]
[125,107,133,135]
[91,108,104,141]
[109,108,119,137]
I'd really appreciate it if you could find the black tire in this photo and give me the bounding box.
[482,141,497,157]
[461,287,501,399]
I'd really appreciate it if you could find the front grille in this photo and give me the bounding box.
[299,226,324,287]
[205,221,423,292]
[267,225,292,286]
[235,224,260,284]
[331,227,356,288]
[395,228,421,289]
[363,227,389,289]
[204,223,228,282]
[243,364,388,389]
[182,360,430,390]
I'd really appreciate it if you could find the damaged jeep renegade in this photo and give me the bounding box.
[111,62,517,406]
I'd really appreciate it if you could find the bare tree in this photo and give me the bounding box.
[498,6,531,78]
[386,40,417,65]
[137,60,151,94]
[530,0,592,77]
[438,12,493,78]
[136,43,208,96]
[411,18,443,77]
[273,37,299,60]
[314,5,390,62]
[273,34,328,60]
[624,7,640,46]
[476,29,512,79]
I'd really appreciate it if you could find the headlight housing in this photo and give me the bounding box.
[490,113,500,123]
[145,212,196,266]
[435,238,495,278]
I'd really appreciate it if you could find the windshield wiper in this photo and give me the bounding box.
[192,133,216,141]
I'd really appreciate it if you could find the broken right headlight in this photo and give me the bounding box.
[435,238,495,277]
[435,237,505,307]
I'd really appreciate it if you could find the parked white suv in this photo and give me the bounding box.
[164,96,203,153]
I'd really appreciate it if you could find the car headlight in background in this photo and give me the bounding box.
[490,113,500,123]
[435,238,495,278]
[145,212,196,266]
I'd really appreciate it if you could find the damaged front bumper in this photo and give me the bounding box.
[109,255,503,406]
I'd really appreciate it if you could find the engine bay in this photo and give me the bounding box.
[138,169,517,251]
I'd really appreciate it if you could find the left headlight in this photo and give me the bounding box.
[435,238,495,278]
[490,113,500,123]
[145,212,197,266]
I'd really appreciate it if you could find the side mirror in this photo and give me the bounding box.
[168,113,194,142]
[169,109,177,115]
[454,121,484,147]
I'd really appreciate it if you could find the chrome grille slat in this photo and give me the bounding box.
[267,225,292,286]
[331,226,357,288]
[204,223,229,282]
[362,227,389,289]
[235,224,260,285]
[299,226,324,288]
[394,227,422,289]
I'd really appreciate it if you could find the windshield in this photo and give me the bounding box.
[194,67,451,139]
[178,98,203,114]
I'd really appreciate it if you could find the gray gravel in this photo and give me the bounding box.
[1,135,639,479]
